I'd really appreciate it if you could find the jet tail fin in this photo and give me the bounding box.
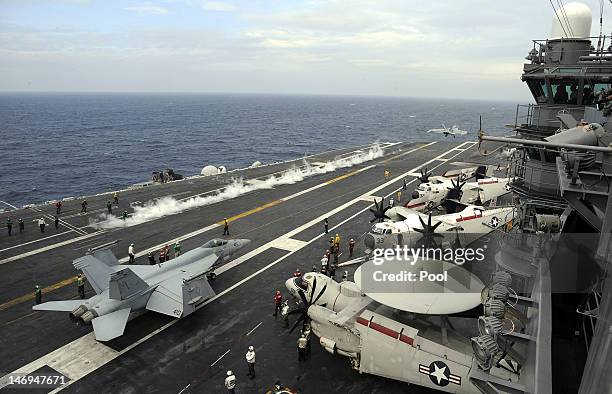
[108,267,149,300]
[91,308,131,341]
[73,254,114,294]
[33,300,84,312]
[90,248,120,267]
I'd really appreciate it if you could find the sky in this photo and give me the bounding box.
[0,0,608,101]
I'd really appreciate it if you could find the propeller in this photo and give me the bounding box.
[288,276,328,333]
[446,177,467,201]
[369,198,391,223]
[418,167,433,184]
[413,212,444,249]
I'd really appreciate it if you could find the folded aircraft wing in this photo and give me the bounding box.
[146,274,215,318]
[390,206,421,221]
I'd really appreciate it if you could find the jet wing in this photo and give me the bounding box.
[146,274,215,318]
[329,296,373,326]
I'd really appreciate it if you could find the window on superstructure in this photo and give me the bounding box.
[582,81,610,106]
[550,81,575,104]
[593,83,612,106]
[527,80,548,104]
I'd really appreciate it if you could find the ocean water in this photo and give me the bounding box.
[0,93,519,207]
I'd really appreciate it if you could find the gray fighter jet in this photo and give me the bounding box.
[33,238,250,341]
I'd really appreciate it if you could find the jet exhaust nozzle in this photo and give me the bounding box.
[364,234,375,250]
[81,310,98,323]
[71,305,88,318]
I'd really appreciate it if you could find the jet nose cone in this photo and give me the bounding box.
[364,234,375,249]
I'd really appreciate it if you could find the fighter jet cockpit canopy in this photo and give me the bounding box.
[203,239,228,248]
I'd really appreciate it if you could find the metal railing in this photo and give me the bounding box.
[514,103,589,134]
[529,35,612,64]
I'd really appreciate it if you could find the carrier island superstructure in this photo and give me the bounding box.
[478,2,612,393]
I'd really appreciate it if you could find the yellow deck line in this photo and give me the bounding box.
[0,276,78,312]
[0,167,366,312]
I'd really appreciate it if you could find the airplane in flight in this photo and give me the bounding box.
[33,238,250,341]
[427,124,469,138]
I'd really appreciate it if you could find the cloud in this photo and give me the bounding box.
[200,1,235,12]
[125,2,169,15]
[3,0,607,100]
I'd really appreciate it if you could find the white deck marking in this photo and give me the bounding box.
[29,206,88,236]
[0,200,19,210]
[212,244,271,276]
[2,141,477,392]
[359,195,383,202]
[246,321,263,336]
[0,333,118,388]
[178,383,190,394]
[0,231,74,253]
[0,231,105,265]
[210,349,231,367]
[268,237,308,252]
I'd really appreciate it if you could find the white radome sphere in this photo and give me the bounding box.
[551,2,592,39]
[218,166,227,174]
[201,165,218,176]
[250,161,262,168]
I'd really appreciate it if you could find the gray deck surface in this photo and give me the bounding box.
[0,139,495,393]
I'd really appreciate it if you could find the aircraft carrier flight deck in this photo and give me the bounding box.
[0,139,505,393]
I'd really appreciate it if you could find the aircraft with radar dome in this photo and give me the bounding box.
[284,263,525,393]
[406,164,510,212]
[364,199,516,252]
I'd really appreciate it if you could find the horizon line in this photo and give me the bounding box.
[0,90,529,104]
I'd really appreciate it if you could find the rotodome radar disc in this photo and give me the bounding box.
[354,258,484,315]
